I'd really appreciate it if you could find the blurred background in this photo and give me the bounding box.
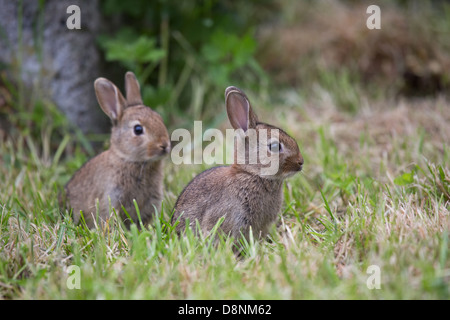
[1,1,449,300]
[0,0,449,154]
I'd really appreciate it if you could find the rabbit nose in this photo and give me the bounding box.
[160,142,170,153]
[297,157,304,170]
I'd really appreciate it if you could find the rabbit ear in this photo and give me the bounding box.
[94,78,126,122]
[125,71,143,106]
[225,86,258,132]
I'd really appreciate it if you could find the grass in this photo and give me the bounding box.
[0,83,448,300]
[1,1,449,299]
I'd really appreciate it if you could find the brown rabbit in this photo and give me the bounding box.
[62,71,170,228]
[171,86,303,242]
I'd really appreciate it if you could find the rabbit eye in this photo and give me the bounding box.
[268,141,281,153]
[134,124,144,135]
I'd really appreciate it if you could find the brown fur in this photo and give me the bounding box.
[62,72,170,228]
[172,86,303,241]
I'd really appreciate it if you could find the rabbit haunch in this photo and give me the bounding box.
[62,72,170,228]
[172,86,303,241]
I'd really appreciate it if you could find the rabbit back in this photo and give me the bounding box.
[172,165,284,239]
[65,149,164,227]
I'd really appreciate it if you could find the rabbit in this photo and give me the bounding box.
[62,71,170,228]
[171,86,303,242]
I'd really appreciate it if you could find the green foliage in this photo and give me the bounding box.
[201,29,262,87]
[99,30,166,75]
[97,1,267,127]
[394,168,416,186]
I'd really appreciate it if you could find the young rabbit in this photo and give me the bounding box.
[63,71,170,228]
[171,86,303,242]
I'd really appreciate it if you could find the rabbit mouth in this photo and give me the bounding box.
[148,151,169,161]
[280,161,303,178]
[147,144,170,160]
[283,169,300,178]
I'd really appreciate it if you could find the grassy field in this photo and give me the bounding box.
[1,0,449,301]
[0,87,448,300]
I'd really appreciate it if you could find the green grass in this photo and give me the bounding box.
[0,89,449,300]
[1,0,449,300]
